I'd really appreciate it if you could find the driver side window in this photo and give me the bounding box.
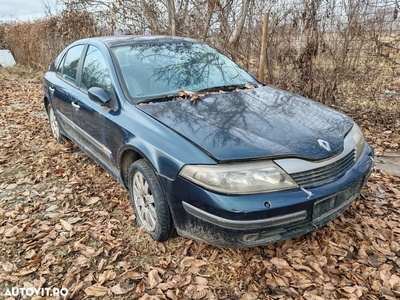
[81,45,111,94]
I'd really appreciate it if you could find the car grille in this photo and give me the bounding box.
[290,148,356,188]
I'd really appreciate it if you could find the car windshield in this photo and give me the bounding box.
[112,42,257,102]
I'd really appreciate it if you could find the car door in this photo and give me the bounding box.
[71,44,120,175]
[49,44,86,136]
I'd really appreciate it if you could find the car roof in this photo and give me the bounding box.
[79,35,202,47]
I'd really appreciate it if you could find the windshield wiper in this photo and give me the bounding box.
[138,94,177,104]
[138,83,259,104]
[197,84,245,93]
[138,89,201,104]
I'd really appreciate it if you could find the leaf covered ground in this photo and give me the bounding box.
[0,68,400,300]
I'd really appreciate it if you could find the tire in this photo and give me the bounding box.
[128,159,175,241]
[47,103,63,143]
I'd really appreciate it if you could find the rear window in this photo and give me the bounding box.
[57,44,85,84]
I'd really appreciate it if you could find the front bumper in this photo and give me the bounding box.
[166,143,374,248]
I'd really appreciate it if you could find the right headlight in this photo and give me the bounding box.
[179,161,298,194]
[348,122,365,160]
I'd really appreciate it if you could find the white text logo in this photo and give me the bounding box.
[4,287,69,297]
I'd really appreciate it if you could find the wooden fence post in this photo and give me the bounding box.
[258,12,269,82]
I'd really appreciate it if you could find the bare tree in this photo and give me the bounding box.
[41,0,62,17]
[228,0,251,49]
[167,0,177,35]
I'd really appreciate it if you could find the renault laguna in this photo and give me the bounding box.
[43,36,374,247]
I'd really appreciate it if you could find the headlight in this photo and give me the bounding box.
[180,161,298,194]
[349,123,365,160]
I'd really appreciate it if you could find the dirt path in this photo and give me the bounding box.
[375,152,400,177]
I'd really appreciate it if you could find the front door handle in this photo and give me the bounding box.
[71,102,80,110]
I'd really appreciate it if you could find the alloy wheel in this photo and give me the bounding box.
[132,171,157,232]
[49,106,61,141]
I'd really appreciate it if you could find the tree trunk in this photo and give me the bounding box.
[140,0,160,34]
[203,0,217,39]
[228,0,251,49]
[167,0,176,36]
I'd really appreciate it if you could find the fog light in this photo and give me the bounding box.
[242,233,259,242]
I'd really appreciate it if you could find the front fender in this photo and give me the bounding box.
[117,138,184,181]
[116,105,216,181]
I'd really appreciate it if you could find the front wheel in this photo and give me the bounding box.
[128,159,175,241]
[47,103,63,142]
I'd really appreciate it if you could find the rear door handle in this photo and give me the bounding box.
[71,102,80,110]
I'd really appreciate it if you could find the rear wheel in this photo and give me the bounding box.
[128,159,175,241]
[47,104,63,142]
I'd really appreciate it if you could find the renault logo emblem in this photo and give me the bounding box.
[318,139,331,152]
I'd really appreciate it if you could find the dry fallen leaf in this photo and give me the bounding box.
[239,292,258,300]
[60,219,72,231]
[193,276,208,286]
[120,269,144,281]
[308,260,324,276]
[98,269,116,284]
[14,267,37,276]
[180,257,207,268]
[270,257,290,268]
[83,196,101,205]
[2,261,17,272]
[147,269,162,289]
[111,282,134,295]
[84,284,109,296]
[72,256,90,267]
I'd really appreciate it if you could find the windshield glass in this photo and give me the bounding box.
[112,42,256,101]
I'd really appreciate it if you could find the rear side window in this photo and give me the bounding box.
[56,55,65,75]
[81,45,111,94]
[57,45,85,84]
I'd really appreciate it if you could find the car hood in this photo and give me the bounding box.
[138,86,354,162]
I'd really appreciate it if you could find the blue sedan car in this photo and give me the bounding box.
[43,36,374,247]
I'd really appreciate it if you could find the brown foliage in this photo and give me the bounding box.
[0,1,399,128]
[0,68,400,299]
[0,10,96,70]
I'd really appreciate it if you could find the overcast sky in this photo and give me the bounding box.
[0,0,61,22]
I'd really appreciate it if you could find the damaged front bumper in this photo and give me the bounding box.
[167,144,374,248]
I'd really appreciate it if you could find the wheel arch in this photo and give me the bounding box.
[44,95,50,114]
[118,141,184,189]
[119,147,144,188]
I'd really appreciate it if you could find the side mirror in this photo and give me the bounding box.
[88,87,111,106]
